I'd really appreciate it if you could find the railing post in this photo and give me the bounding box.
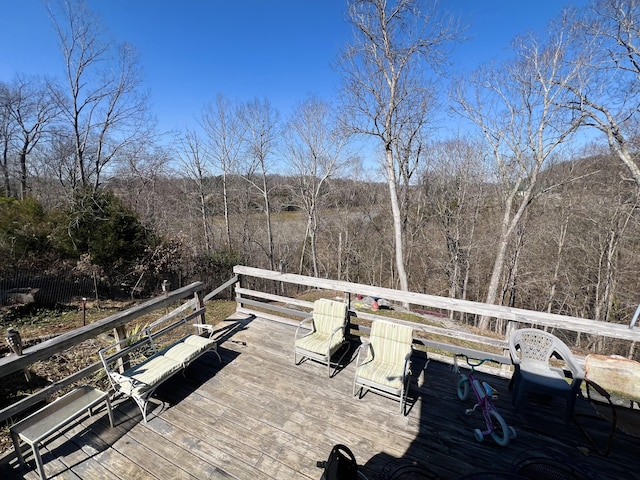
[236,274,244,311]
[194,290,206,325]
[113,325,129,373]
[345,292,352,337]
[6,327,31,382]
[503,320,517,375]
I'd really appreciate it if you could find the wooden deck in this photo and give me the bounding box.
[3,314,639,480]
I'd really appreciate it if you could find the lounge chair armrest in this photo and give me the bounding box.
[193,323,215,338]
[193,323,214,329]
[108,371,131,384]
[107,371,142,392]
[567,359,585,381]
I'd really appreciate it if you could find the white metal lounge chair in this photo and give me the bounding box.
[509,328,584,425]
[294,299,350,377]
[353,319,413,414]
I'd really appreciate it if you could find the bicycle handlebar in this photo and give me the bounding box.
[455,354,493,369]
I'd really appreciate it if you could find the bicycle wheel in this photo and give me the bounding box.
[457,374,470,401]
[489,409,511,446]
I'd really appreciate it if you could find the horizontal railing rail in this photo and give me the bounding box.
[233,266,640,363]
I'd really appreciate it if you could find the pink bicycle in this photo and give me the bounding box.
[455,354,517,446]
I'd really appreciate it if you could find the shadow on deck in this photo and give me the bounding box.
[3,314,639,480]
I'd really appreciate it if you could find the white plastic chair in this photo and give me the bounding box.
[509,328,584,424]
[294,299,350,377]
[353,319,413,414]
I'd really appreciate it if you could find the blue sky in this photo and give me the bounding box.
[0,0,586,135]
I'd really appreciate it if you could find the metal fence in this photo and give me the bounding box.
[0,270,97,307]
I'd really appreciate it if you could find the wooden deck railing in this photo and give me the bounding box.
[0,282,207,424]
[3,265,640,425]
[233,266,640,366]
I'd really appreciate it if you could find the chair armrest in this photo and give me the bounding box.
[107,371,142,393]
[330,324,344,335]
[193,323,215,338]
[328,324,345,343]
[554,342,585,381]
[295,317,315,340]
[404,351,412,376]
[568,360,585,382]
[354,339,371,368]
[109,371,133,384]
[508,342,522,365]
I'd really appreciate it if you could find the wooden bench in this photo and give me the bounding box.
[98,307,220,423]
[10,385,114,480]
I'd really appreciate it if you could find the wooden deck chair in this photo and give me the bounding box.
[509,328,584,425]
[353,319,413,414]
[294,299,350,377]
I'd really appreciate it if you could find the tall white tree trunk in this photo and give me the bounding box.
[386,148,409,292]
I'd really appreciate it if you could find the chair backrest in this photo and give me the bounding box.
[312,299,348,337]
[369,320,413,365]
[509,328,583,377]
[510,328,556,366]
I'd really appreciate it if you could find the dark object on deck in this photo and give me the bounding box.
[379,457,443,479]
[317,444,360,480]
[514,456,596,480]
[458,473,526,480]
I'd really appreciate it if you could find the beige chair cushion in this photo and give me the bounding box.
[356,359,406,390]
[295,299,347,355]
[357,320,413,391]
[161,335,217,367]
[122,355,182,395]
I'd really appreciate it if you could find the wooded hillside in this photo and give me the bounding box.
[2,153,638,328]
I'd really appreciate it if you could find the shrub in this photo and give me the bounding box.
[65,190,156,282]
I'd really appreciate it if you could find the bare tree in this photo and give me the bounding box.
[111,139,173,226]
[47,0,152,194]
[563,0,640,191]
[420,137,486,306]
[453,17,583,328]
[0,82,16,197]
[282,95,353,277]
[338,0,460,292]
[238,98,280,271]
[201,93,246,250]
[178,129,213,253]
[6,76,60,199]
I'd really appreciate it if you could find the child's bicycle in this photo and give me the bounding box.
[455,354,516,446]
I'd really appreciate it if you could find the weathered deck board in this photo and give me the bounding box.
[4,314,640,480]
